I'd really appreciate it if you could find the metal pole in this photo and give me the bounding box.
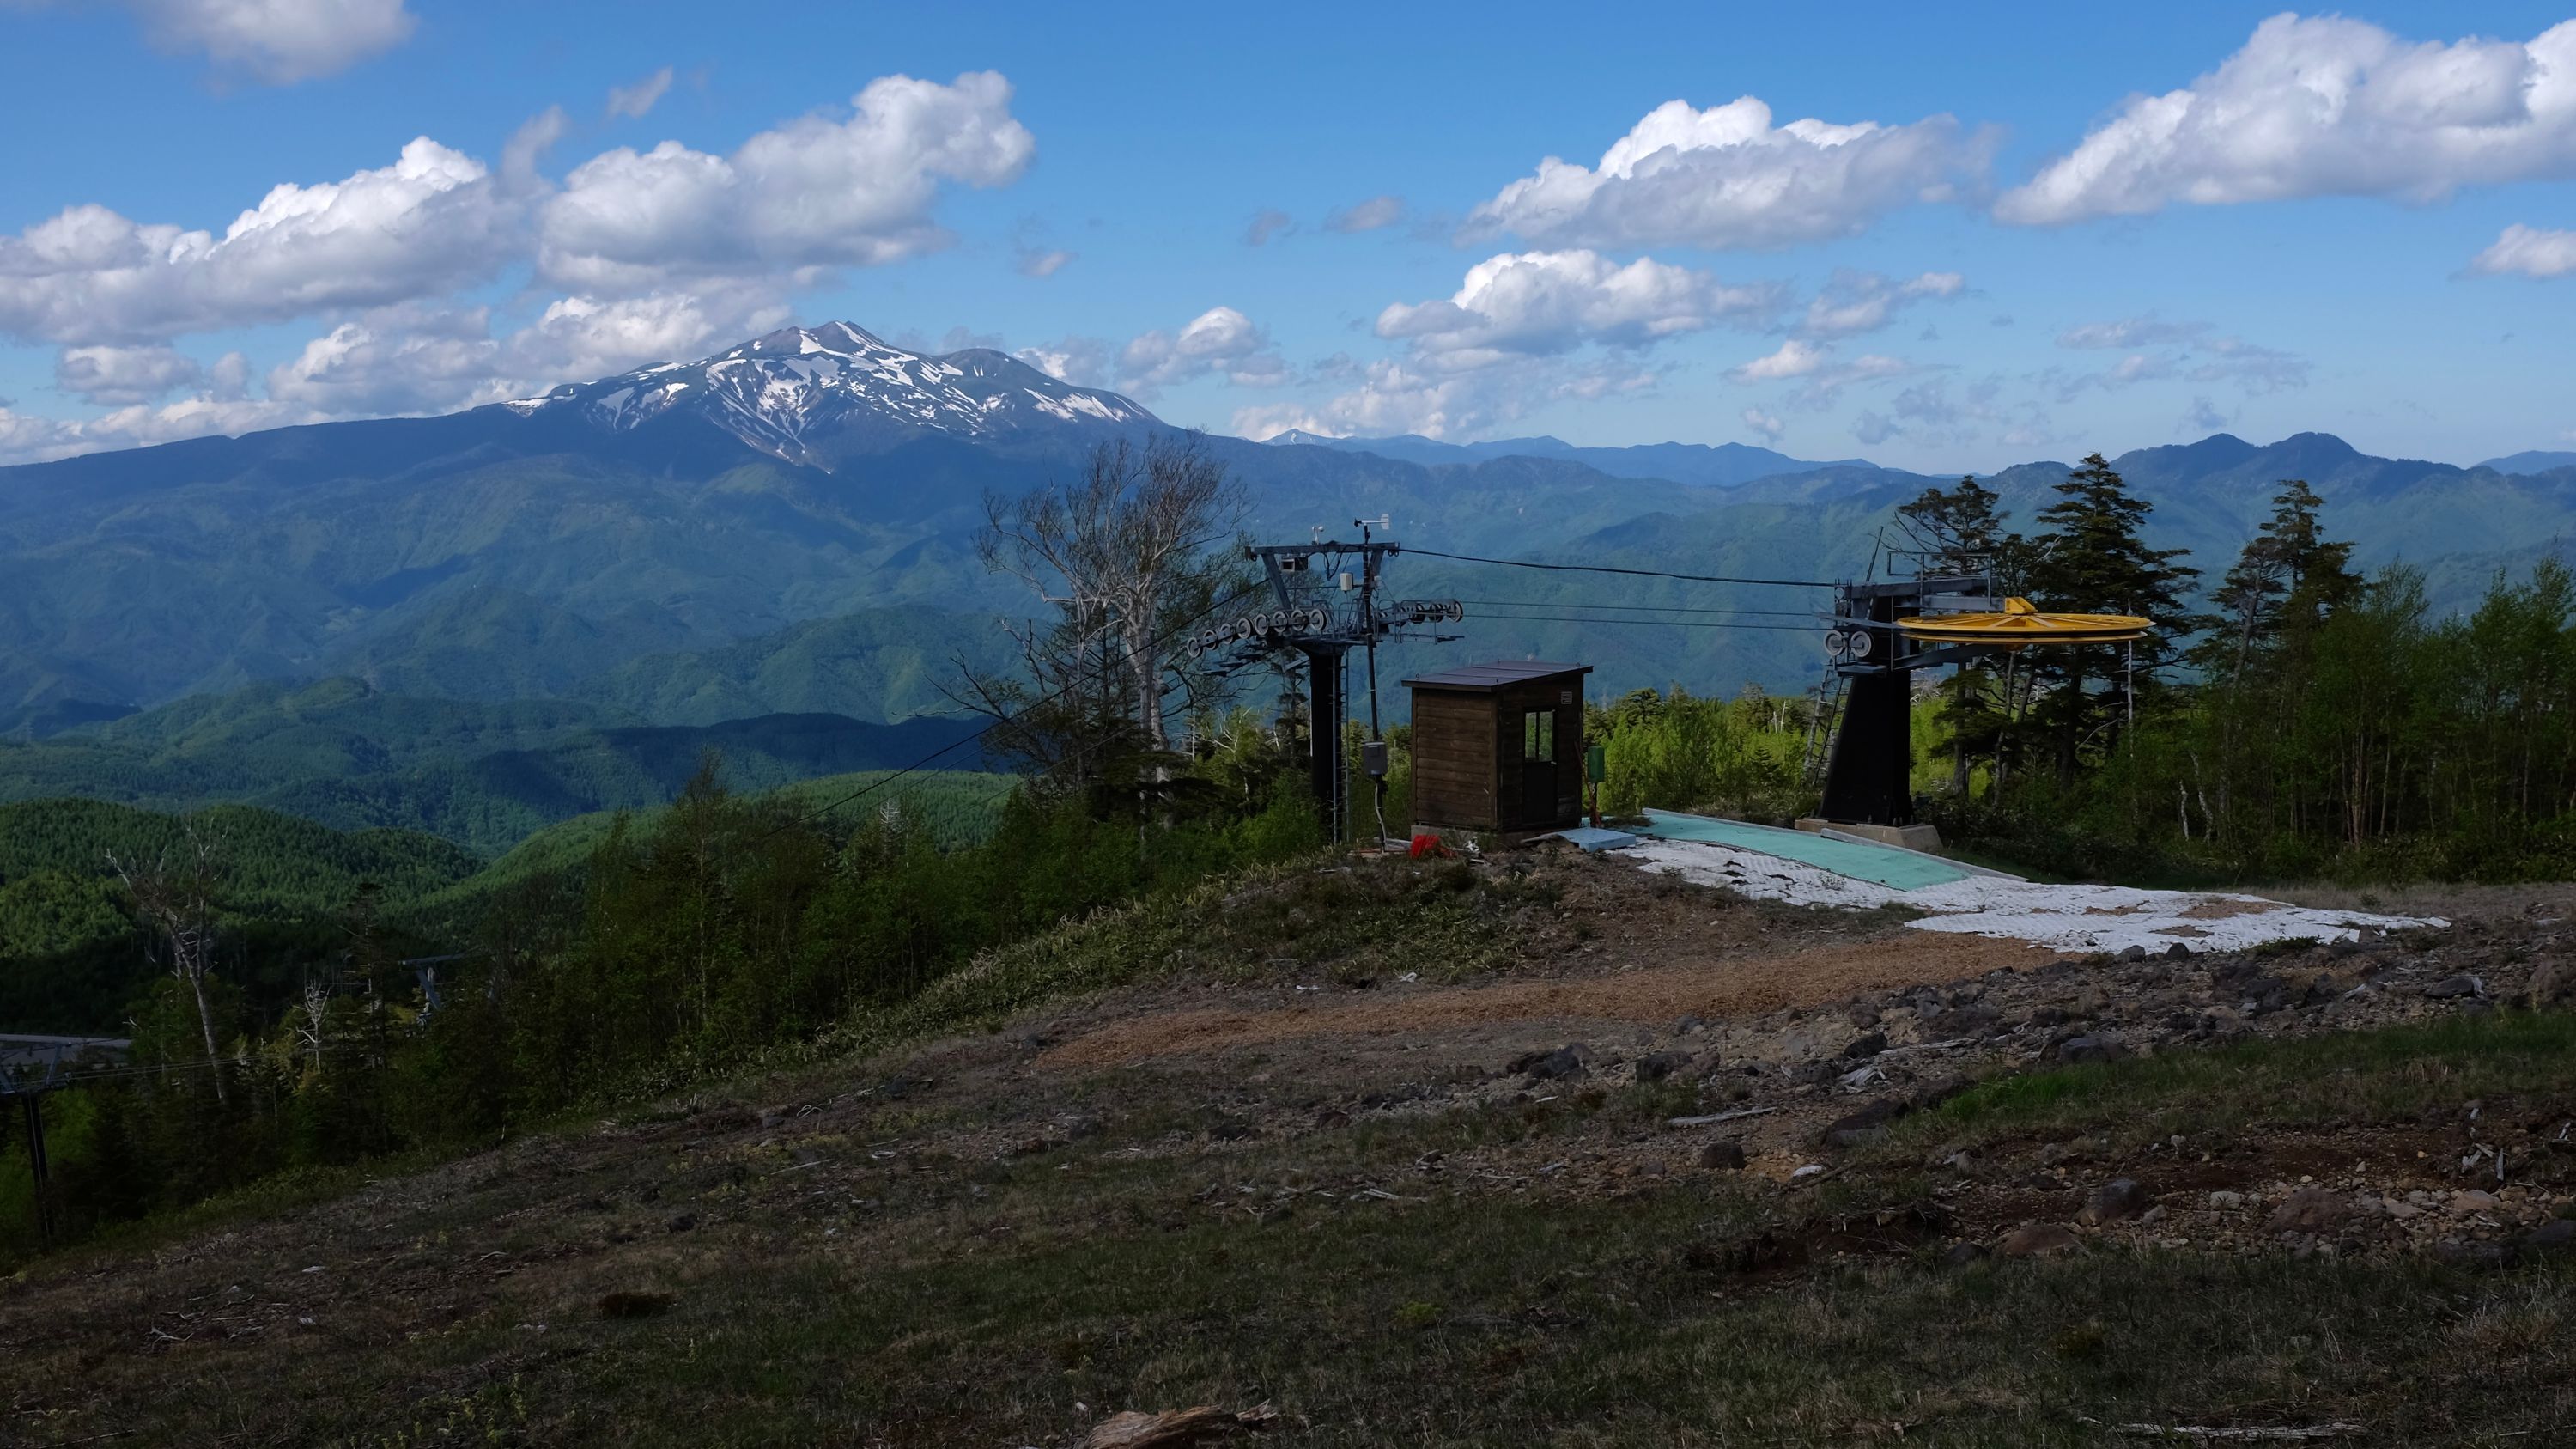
[1359,519,1386,849]
[20,1091,52,1242]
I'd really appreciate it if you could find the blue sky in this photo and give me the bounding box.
[0,1,2570,472]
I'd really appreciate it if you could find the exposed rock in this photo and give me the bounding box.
[2518,1219,2576,1258]
[1818,1097,1910,1148]
[1697,1141,1747,1171]
[1841,1032,1888,1060]
[1634,1050,1694,1083]
[1942,1242,1990,1268]
[1513,1044,1592,1081]
[1911,1074,1973,1111]
[2057,1035,2129,1064]
[2206,1191,2246,1211]
[2450,1190,2504,1215]
[2531,959,2576,1008]
[1941,1003,2003,1037]
[1997,1223,2082,1257]
[1846,1003,1883,1030]
[2077,1178,2153,1227]
[2269,1186,2349,1234]
[2423,975,2484,999]
[2433,1238,2508,1270]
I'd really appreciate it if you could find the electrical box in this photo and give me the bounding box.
[1362,740,1388,779]
[1584,744,1607,783]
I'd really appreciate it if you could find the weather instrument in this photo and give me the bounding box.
[1190,524,1464,841]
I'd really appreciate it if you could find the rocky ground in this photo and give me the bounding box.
[9,849,2576,1446]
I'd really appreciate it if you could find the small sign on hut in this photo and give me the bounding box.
[1404,660,1590,840]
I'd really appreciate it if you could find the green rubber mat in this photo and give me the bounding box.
[1634,809,1971,890]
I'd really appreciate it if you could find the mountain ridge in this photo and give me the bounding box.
[501,320,1155,470]
[3,320,2572,740]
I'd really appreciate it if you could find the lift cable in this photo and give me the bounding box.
[1453,597,1818,619]
[1467,612,1821,634]
[1402,547,1833,590]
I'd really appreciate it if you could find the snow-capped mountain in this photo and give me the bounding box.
[504,321,1156,469]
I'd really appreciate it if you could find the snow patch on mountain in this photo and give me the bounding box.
[504,321,1156,466]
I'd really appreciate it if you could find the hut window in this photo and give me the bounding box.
[1521,709,1555,763]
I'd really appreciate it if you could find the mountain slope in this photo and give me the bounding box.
[1263,429,1872,486]
[503,321,1155,469]
[0,680,991,854]
[2479,451,2576,476]
[3,317,2572,738]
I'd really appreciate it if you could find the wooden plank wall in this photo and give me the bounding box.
[1409,689,1498,831]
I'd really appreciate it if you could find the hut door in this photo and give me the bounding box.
[1518,709,1556,826]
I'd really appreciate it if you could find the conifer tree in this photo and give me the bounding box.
[2022,454,2199,779]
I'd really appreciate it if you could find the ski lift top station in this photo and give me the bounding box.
[1194,518,2150,847]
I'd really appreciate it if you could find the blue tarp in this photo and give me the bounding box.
[1632,809,1971,890]
[1535,826,1640,852]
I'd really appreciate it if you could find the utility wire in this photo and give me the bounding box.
[1455,597,1816,619]
[1468,612,1820,633]
[1404,547,1833,589]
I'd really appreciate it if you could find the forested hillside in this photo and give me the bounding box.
[0,683,988,854]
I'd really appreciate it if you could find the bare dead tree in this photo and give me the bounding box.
[109,818,232,1102]
[960,434,1249,790]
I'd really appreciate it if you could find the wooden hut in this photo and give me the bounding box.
[1404,661,1590,839]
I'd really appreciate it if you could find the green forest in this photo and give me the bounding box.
[8,444,2576,1265]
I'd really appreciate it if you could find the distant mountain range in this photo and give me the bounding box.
[3,319,2573,855]
[0,674,990,855]
[1261,429,1877,488]
[2481,451,2576,477]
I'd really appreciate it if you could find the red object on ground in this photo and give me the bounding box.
[1408,834,1451,859]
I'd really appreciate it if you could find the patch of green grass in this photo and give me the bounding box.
[1890,1008,2576,1158]
[338,1188,2576,1447]
[818,855,1534,1054]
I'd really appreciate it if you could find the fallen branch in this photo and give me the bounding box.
[1667,1105,1777,1129]
[2104,1422,2361,1441]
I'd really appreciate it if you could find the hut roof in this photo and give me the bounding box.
[1400,661,1591,693]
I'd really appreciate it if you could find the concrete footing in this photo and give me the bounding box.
[1796,817,1942,851]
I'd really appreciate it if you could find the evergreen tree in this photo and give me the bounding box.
[1895,477,2033,796]
[2022,454,2200,780]
[2193,478,2362,684]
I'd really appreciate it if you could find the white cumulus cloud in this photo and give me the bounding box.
[1376,250,1782,371]
[70,0,420,83]
[1741,405,1785,442]
[2470,222,2576,277]
[1999,15,2576,225]
[1466,96,1993,250]
[1118,306,1288,394]
[0,137,512,344]
[538,70,1036,291]
[1728,338,1828,381]
[54,343,204,405]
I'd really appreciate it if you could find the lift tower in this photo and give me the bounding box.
[1186,527,1463,841]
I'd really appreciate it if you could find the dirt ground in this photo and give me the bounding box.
[9,846,2576,1446]
[1038,930,2050,1069]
